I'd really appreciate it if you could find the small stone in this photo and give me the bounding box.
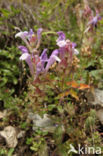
[0,126,18,148]
[17,130,25,139]
[28,112,58,132]
[86,89,103,107]
[96,109,103,124]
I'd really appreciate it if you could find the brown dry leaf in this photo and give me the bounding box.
[58,91,70,98]
[58,89,79,101]
[69,89,79,101]
[0,126,18,148]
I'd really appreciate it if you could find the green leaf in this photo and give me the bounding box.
[8,148,14,156]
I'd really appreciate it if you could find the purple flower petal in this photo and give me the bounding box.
[37,28,43,42]
[45,49,60,72]
[15,31,31,49]
[18,46,34,75]
[51,49,59,56]
[73,49,79,55]
[57,31,66,41]
[35,49,48,77]
[15,31,28,39]
[88,14,101,26]
[27,29,34,40]
[19,53,30,60]
[98,16,102,21]
[40,48,48,61]
[15,30,35,43]
[59,47,66,59]
[36,61,44,77]
[57,40,66,47]
[18,46,28,53]
[26,56,34,75]
[72,42,77,48]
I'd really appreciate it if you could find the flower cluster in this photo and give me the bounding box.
[84,13,102,33]
[83,4,101,33]
[15,29,79,79]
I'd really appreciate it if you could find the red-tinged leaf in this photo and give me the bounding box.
[79,84,90,90]
[36,87,45,96]
[36,87,42,94]
[4,89,9,93]
[44,75,51,81]
[67,81,90,90]
[60,58,68,67]
[67,81,79,88]
[33,78,41,84]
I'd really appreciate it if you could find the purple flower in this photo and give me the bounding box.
[18,46,28,53]
[57,40,67,47]
[18,46,34,75]
[45,49,61,72]
[58,41,79,59]
[40,48,48,62]
[15,31,31,50]
[15,31,28,39]
[57,31,66,41]
[88,14,101,27]
[56,31,79,59]
[36,61,44,77]
[15,29,34,41]
[27,29,34,41]
[56,31,66,47]
[72,42,77,48]
[15,28,43,51]
[84,14,101,33]
[58,47,66,59]
[37,28,43,43]
[73,48,79,55]
[71,43,79,55]
[36,49,48,76]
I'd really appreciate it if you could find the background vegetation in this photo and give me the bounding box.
[0,0,103,155]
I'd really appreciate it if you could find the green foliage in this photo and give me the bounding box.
[26,130,48,155]
[0,147,14,156]
[30,138,44,152]
[0,46,24,108]
[0,147,7,155]
[26,137,33,145]
[0,46,20,87]
[8,148,14,156]
[87,131,102,146]
[85,109,96,131]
